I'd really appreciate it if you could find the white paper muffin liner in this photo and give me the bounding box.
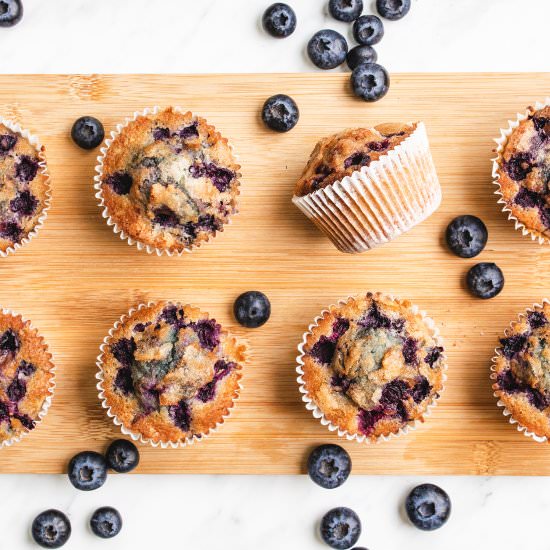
[296,292,447,444]
[94,106,242,256]
[490,299,550,443]
[492,97,550,245]
[96,301,246,449]
[0,117,51,258]
[0,308,55,449]
[292,123,442,253]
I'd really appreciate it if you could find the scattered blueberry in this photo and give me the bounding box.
[376,0,410,20]
[0,0,22,27]
[234,291,271,328]
[466,262,504,299]
[328,0,363,22]
[353,15,384,46]
[106,439,140,473]
[262,94,299,132]
[351,62,390,101]
[67,451,108,491]
[405,483,451,531]
[346,45,377,70]
[307,444,351,489]
[71,116,105,150]
[320,507,361,549]
[445,215,488,258]
[90,507,123,539]
[31,509,71,549]
[262,3,297,38]
[308,29,348,70]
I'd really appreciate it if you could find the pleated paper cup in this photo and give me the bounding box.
[94,106,242,256]
[296,292,447,444]
[0,117,51,258]
[292,123,441,253]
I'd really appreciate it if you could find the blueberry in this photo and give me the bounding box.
[0,0,23,27]
[376,0,410,20]
[307,444,351,489]
[328,0,363,22]
[106,439,140,473]
[308,30,348,70]
[90,507,123,539]
[466,262,504,299]
[262,3,296,38]
[346,45,377,70]
[351,63,389,102]
[233,291,271,328]
[405,483,451,531]
[353,15,384,46]
[31,510,71,548]
[320,507,361,549]
[445,215,488,258]
[71,116,105,150]
[262,94,299,132]
[67,451,107,491]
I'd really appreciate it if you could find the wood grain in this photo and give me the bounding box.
[0,73,548,475]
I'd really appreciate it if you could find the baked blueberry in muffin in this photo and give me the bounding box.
[97,107,241,254]
[98,302,247,445]
[298,293,445,440]
[0,310,54,446]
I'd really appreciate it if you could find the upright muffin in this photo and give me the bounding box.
[297,292,445,441]
[0,310,55,447]
[95,107,241,255]
[292,122,441,253]
[97,301,247,446]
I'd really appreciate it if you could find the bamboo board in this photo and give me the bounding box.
[0,74,549,475]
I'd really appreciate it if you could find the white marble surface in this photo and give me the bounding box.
[1,0,550,548]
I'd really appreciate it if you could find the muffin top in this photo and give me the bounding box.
[294,123,416,197]
[99,302,247,444]
[496,105,550,240]
[0,312,54,444]
[299,292,445,440]
[493,301,550,439]
[99,108,240,253]
[0,124,49,253]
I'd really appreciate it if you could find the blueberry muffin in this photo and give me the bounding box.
[0,311,55,446]
[495,105,550,241]
[97,107,240,254]
[0,123,50,254]
[297,293,445,440]
[492,301,550,440]
[98,302,247,445]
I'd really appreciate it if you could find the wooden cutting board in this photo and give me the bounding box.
[0,73,549,475]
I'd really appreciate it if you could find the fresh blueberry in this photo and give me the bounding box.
[328,0,363,22]
[67,451,107,491]
[262,94,299,132]
[0,0,23,27]
[346,45,377,70]
[320,507,361,549]
[234,291,271,328]
[467,262,504,299]
[31,510,71,548]
[445,215,488,258]
[405,483,451,531]
[90,507,123,539]
[351,62,390,102]
[262,3,296,38]
[307,444,351,489]
[308,29,348,70]
[376,0,410,20]
[106,439,140,473]
[353,15,384,46]
[71,116,105,150]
